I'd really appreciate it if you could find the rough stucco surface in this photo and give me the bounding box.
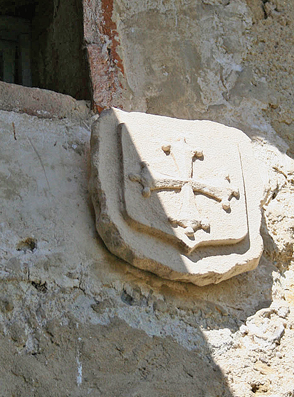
[86,0,294,157]
[0,109,293,396]
[0,0,294,396]
[0,110,235,396]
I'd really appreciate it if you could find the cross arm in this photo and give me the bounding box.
[128,162,185,198]
[190,179,239,210]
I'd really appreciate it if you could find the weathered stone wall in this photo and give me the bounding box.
[0,0,293,396]
[85,0,294,156]
[0,103,293,396]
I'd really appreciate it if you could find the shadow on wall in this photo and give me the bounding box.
[0,102,236,396]
[88,112,277,396]
[91,110,274,329]
[0,91,277,396]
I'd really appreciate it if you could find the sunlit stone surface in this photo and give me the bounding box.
[89,108,264,286]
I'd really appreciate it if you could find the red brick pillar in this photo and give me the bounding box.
[83,0,124,113]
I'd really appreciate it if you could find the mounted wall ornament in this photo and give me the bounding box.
[89,108,264,286]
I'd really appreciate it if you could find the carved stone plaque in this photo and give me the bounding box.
[89,108,263,286]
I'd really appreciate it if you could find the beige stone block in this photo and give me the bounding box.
[89,108,264,286]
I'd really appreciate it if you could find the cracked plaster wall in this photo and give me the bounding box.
[0,0,293,395]
[85,0,294,156]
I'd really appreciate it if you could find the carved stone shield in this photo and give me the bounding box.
[89,108,263,286]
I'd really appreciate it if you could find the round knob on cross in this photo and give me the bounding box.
[162,143,171,153]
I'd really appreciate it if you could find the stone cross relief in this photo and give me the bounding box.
[128,137,240,237]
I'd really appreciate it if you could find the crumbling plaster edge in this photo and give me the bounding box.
[0,81,92,121]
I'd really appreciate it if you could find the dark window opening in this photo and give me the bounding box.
[0,16,32,86]
[0,0,90,100]
[0,51,3,80]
